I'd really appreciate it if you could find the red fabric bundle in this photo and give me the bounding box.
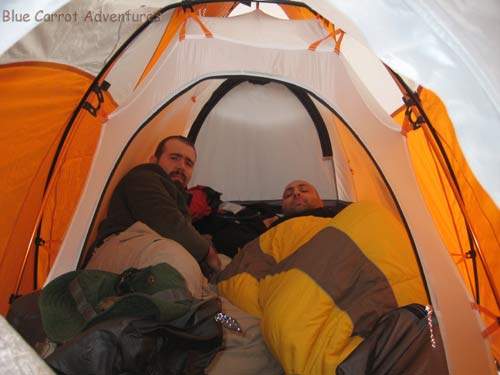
[188,185,217,221]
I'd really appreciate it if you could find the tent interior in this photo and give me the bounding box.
[73,76,402,271]
[1,1,499,374]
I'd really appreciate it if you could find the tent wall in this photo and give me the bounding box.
[190,81,337,200]
[104,9,175,105]
[313,95,399,216]
[393,87,500,360]
[310,97,353,202]
[38,91,116,287]
[0,62,94,314]
[281,4,316,20]
[331,116,399,215]
[0,0,68,56]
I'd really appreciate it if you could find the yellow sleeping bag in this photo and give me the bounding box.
[217,202,427,374]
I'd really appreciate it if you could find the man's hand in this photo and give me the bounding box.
[206,245,222,273]
[262,215,279,228]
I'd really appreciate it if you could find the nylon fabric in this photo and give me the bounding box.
[218,202,427,373]
[260,269,356,374]
[135,8,185,88]
[190,82,337,200]
[0,1,171,76]
[0,0,69,56]
[218,273,261,318]
[136,4,236,89]
[395,87,500,360]
[330,201,428,307]
[260,216,333,262]
[280,5,316,20]
[328,118,399,217]
[104,9,173,105]
[0,63,93,315]
[185,11,331,51]
[38,86,117,289]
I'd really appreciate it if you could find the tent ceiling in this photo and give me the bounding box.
[189,9,325,50]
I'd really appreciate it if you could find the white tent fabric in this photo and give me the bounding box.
[44,11,495,374]
[340,34,402,116]
[198,10,329,50]
[190,81,337,201]
[185,11,403,115]
[0,0,170,75]
[0,0,69,56]
[105,10,172,104]
[0,316,54,374]
[311,95,400,214]
[312,97,355,202]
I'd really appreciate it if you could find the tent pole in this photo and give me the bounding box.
[327,156,338,199]
[385,65,486,306]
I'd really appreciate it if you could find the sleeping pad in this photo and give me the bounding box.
[217,201,428,374]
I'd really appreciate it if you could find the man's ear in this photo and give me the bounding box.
[149,155,157,163]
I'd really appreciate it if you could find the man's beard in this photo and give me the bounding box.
[169,170,187,187]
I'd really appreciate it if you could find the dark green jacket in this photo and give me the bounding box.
[97,163,209,262]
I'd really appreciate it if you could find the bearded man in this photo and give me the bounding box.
[87,135,220,297]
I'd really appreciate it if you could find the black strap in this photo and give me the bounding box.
[82,80,110,117]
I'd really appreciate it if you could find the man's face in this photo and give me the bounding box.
[155,139,196,188]
[282,180,323,216]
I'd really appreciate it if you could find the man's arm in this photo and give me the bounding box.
[122,169,210,262]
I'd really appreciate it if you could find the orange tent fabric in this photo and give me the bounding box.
[0,63,96,314]
[281,4,316,20]
[393,87,500,359]
[38,87,116,288]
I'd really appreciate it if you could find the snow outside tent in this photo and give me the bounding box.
[0,1,499,374]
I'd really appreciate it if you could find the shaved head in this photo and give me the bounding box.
[282,180,323,216]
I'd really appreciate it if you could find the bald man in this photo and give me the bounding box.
[281,180,324,216]
[262,180,351,229]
